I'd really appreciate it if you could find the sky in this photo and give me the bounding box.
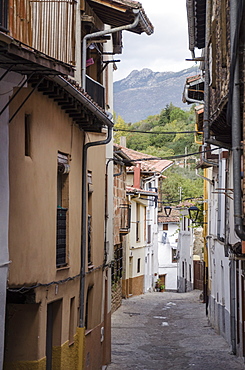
[113,0,197,81]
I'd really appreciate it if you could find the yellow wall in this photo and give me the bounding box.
[9,88,83,285]
[6,87,110,367]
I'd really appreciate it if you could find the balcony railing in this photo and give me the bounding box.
[86,75,105,109]
[6,0,76,65]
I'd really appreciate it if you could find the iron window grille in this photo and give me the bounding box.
[111,244,123,283]
[56,207,67,267]
[88,214,92,266]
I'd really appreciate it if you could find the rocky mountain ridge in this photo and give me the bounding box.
[113,66,198,123]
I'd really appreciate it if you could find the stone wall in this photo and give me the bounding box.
[111,280,123,314]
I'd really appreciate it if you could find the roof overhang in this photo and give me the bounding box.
[29,74,113,132]
[186,0,206,54]
[0,32,74,76]
[87,0,154,35]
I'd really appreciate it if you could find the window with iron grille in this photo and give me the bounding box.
[111,244,123,283]
[88,214,92,266]
[0,0,8,31]
[136,203,140,242]
[56,153,69,268]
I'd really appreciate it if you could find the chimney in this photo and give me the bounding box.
[120,136,126,147]
[133,164,141,189]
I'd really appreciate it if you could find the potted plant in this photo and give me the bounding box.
[160,284,165,292]
[155,278,161,291]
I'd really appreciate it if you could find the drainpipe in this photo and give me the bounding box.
[82,11,141,90]
[79,124,113,328]
[231,0,245,240]
[230,0,243,355]
[202,0,218,167]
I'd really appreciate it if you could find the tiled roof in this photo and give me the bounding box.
[115,144,173,173]
[126,186,158,196]
[158,208,180,223]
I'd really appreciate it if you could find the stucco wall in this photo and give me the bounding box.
[9,88,83,284]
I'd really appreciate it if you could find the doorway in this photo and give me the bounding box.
[46,300,62,369]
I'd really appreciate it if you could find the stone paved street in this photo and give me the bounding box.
[107,290,245,370]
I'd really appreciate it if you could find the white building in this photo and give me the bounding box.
[177,206,195,293]
[158,209,179,291]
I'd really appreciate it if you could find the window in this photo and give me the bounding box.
[25,114,31,157]
[136,203,140,242]
[85,285,93,330]
[56,153,69,267]
[111,244,123,283]
[88,214,92,266]
[182,261,185,278]
[147,224,151,244]
[172,248,177,263]
[163,224,168,231]
[88,181,93,266]
[137,258,141,273]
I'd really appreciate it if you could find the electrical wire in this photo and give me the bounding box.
[7,263,106,294]
[114,128,197,135]
[121,147,218,163]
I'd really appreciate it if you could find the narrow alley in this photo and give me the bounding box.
[107,291,245,370]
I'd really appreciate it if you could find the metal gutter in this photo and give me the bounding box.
[231,0,245,241]
[82,11,141,90]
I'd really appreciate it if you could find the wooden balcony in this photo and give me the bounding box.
[3,0,76,65]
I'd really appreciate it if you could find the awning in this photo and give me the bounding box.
[87,0,154,35]
[186,0,206,52]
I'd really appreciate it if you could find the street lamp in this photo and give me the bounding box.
[164,206,172,217]
[188,206,199,223]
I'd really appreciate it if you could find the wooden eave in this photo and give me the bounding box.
[29,75,113,133]
[87,0,153,35]
[0,33,74,76]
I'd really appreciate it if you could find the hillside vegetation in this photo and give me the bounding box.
[114,103,203,207]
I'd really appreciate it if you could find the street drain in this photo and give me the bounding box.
[124,312,141,315]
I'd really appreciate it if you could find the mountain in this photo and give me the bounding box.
[113,66,198,123]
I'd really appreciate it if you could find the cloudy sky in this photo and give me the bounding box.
[113,0,197,81]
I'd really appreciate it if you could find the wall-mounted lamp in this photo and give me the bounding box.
[188,206,199,223]
[164,206,172,217]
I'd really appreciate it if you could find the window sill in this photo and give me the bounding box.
[56,265,70,271]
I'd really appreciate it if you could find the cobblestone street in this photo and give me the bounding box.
[107,290,245,370]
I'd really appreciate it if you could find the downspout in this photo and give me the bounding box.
[203,0,218,167]
[82,11,141,90]
[230,0,243,356]
[79,124,113,328]
[231,0,245,240]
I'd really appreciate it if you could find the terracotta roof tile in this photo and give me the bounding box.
[116,145,173,173]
